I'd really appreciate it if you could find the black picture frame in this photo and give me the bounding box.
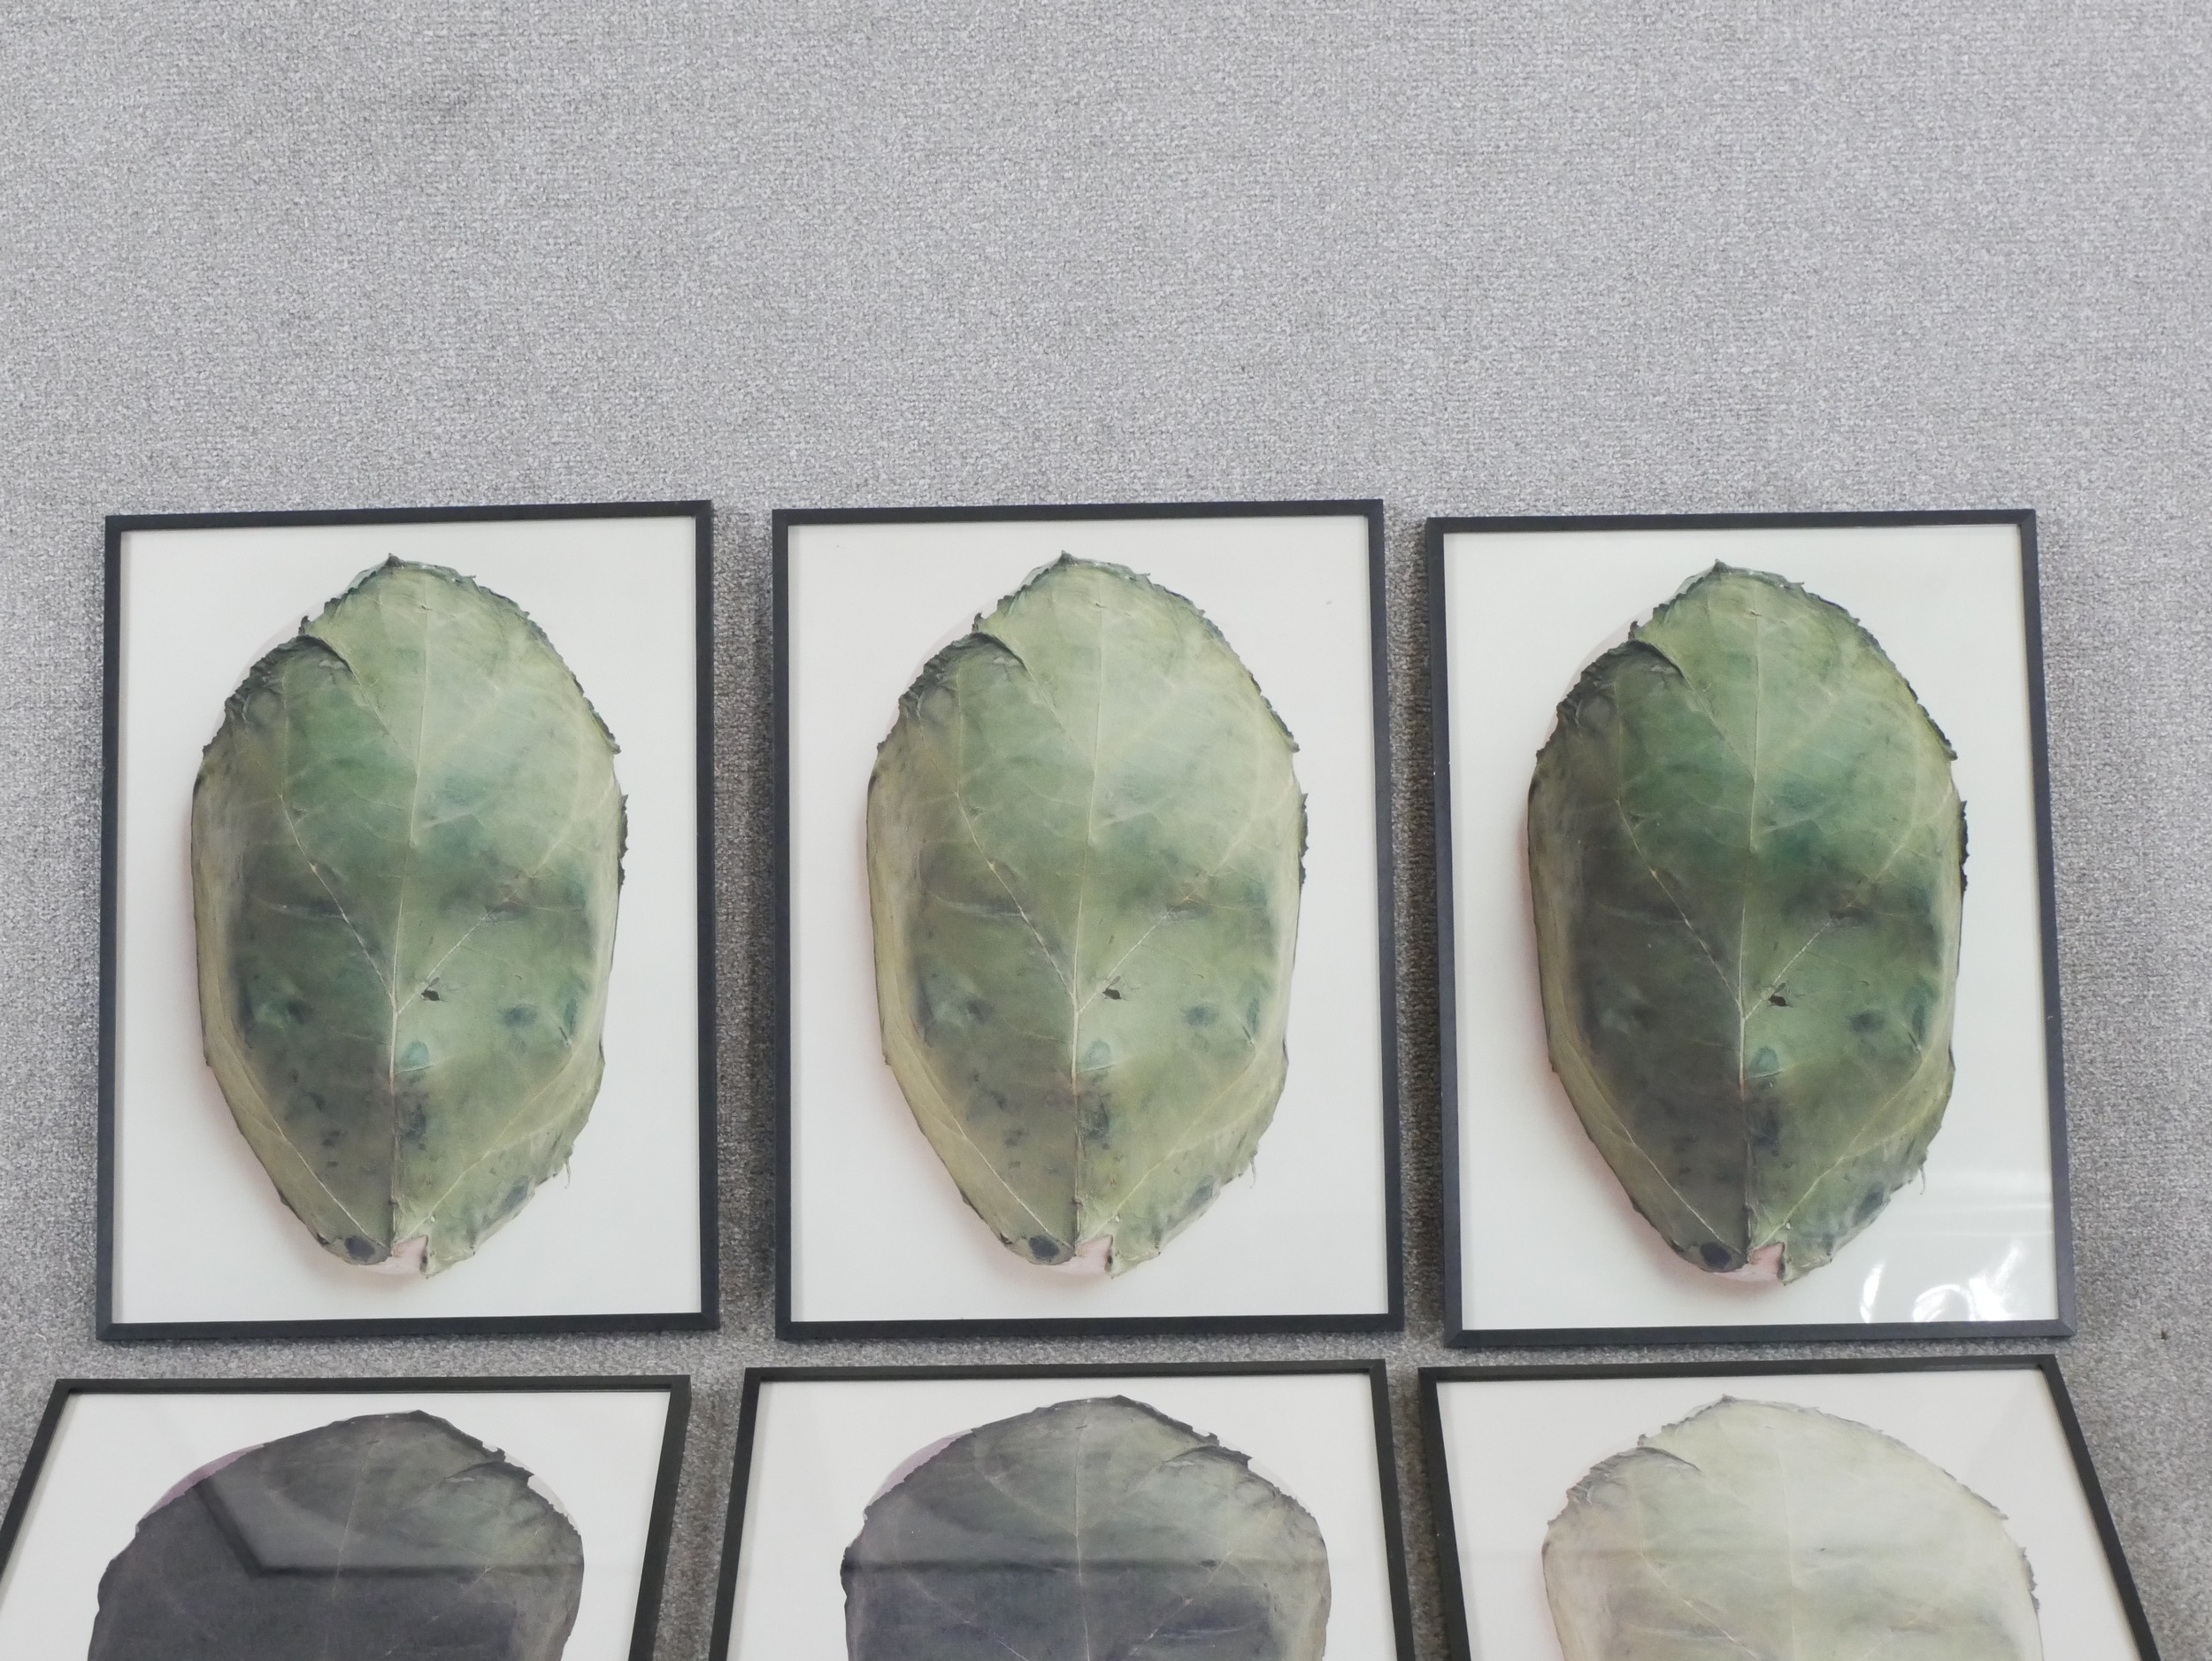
[0,1373,692,1661]
[1427,509,2072,1347]
[772,499,1402,1339]
[1419,1355,2158,1661]
[709,1359,1417,1661]
[96,500,718,1340]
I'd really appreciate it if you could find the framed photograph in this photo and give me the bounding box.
[98,503,717,1338]
[710,1361,1416,1661]
[1421,1357,2159,1661]
[0,1374,690,1660]
[1429,511,2069,1345]
[775,501,1401,1336]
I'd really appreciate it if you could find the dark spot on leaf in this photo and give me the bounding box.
[1851,1010,1884,1034]
[1768,992,1787,1007]
[1699,1242,1735,1270]
[1907,989,1932,1041]
[503,1005,534,1027]
[1184,1004,1216,1027]
[344,1235,378,1262]
[1026,1235,1058,1261]
[419,988,440,1002]
[1102,986,1122,1000]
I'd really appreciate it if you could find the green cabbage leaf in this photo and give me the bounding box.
[1529,565,1964,1280]
[867,556,1305,1273]
[192,558,625,1273]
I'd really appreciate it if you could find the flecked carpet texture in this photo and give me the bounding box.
[2,4,2208,1655]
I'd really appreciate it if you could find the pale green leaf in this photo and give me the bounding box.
[192,558,625,1273]
[867,555,1305,1273]
[1546,1396,2041,1661]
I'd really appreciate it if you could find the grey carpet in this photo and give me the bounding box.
[1,4,2206,1655]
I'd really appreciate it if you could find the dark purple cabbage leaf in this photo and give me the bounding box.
[88,1410,583,1660]
[844,1395,1329,1661]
